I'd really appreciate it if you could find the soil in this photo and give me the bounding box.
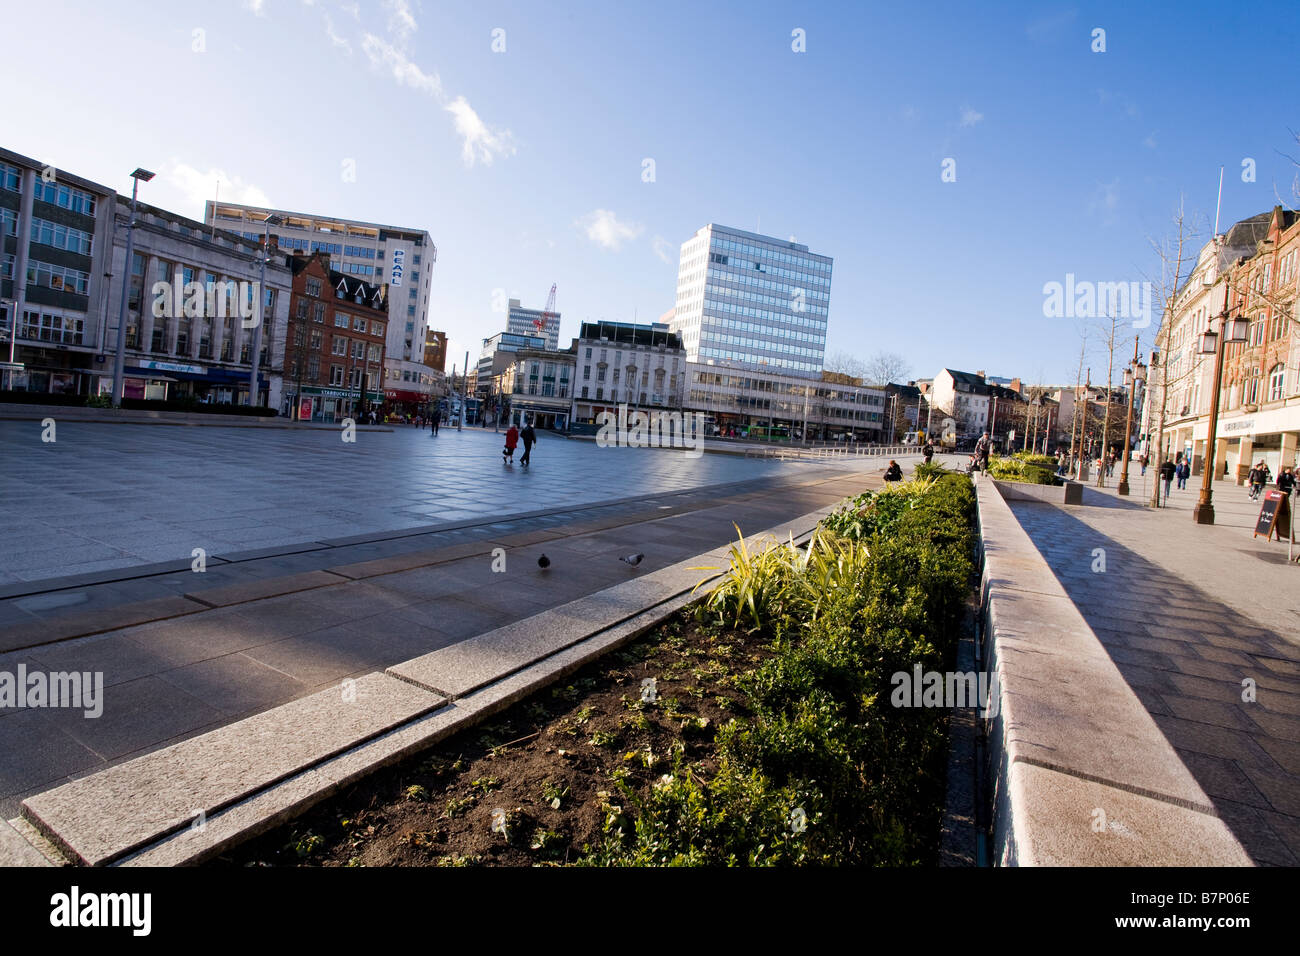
[217,608,775,867]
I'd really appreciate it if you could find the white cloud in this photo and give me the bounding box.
[243,0,267,15]
[578,210,644,251]
[445,96,516,167]
[1143,132,1157,149]
[959,106,984,128]
[166,162,272,212]
[324,14,351,54]
[341,1,360,19]
[652,236,676,264]
[385,0,418,44]
[361,33,442,97]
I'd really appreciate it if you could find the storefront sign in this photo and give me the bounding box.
[390,248,405,287]
[139,360,204,375]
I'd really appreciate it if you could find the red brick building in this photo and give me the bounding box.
[282,252,389,422]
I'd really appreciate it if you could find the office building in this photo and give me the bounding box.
[506,297,560,351]
[571,320,685,424]
[204,202,435,392]
[669,223,831,379]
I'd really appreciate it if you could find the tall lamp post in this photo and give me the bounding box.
[112,167,154,406]
[1116,336,1147,496]
[247,213,281,407]
[1192,293,1249,525]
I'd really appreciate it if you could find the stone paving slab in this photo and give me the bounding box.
[112,516,829,866]
[21,672,447,866]
[1004,762,1250,867]
[0,818,54,867]
[0,596,205,654]
[184,569,347,608]
[977,475,1251,866]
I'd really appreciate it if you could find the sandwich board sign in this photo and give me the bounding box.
[1254,489,1290,541]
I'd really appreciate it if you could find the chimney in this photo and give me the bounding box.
[1010,377,1022,394]
[976,370,986,380]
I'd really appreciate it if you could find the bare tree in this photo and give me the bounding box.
[1144,198,1202,508]
[864,351,912,387]
[824,351,866,381]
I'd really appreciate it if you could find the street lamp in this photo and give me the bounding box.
[1192,297,1248,524]
[112,167,154,406]
[1116,336,1147,496]
[247,213,281,407]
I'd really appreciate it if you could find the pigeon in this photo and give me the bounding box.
[537,554,550,569]
[619,553,644,567]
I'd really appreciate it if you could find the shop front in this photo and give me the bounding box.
[1193,406,1300,484]
[290,385,384,423]
[383,387,431,421]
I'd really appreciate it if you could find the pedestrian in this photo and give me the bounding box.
[1160,458,1175,501]
[1249,461,1267,500]
[884,459,903,482]
[503,423,519,463]
[1139,453,1148,476]
[520,419,536,466]
[974,430,991,471]
[922,441,934,465]
[430,407,441,436]
[1276,465,1295,496]
[1176,458,1189,490]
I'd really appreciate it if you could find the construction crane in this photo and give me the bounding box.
[533,284,557,340]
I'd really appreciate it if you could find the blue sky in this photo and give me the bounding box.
[4,0,1297,385]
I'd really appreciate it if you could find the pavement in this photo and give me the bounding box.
[0,455,900,823]
[1005,471,1300,865]
[0,422,822,586]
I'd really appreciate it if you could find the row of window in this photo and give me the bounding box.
[19,309,85,345]
[0,162,20,192]
[700,328,823,360]
[704,313,826,345]
[698,346,821,375]
[31,216,93,256]
[710,236,831,275]
[33,179,98,216]
[27,259,90,295]
[706,278,830,313]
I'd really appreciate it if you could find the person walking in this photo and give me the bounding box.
[503,422,519,463]
[1249,461,1268,500]
[1159,458,1175,501]
[1176,458,1190,490]
[1139,453,1148,476]
[430,407,441,436]
[1276,465,1295,496]
[520,419,536,466]
[974,430,991,471]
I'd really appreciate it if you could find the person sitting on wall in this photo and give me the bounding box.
[884,460,903,482]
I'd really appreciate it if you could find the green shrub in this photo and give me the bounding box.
[588,471,976,866]
[986,455,1056,485]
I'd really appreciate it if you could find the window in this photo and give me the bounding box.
[296,297,310,319]
[313,303,325,323]
[29,218,94,256]
[335,312,349,328]
[368,344,381,362]
[19,309,84,345]
[353,317,366,332]
[352,340,365,359]
[1245,368,1261,404]
[581,386,589,399]
[308,357,320,378]
[1268,364,1285,401]
[332,337,348,356]
[583,365,591,380]
[0,208,16,236]
[310,330,322,350]
[32,180,96,215]
[330,364,344,385]
[0,162,19,192]
[26,260,90,295]
[372,322,384,337]
[293,326,305,347]
[305,277,322,297]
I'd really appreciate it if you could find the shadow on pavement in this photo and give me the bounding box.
[1011,502,1300,866]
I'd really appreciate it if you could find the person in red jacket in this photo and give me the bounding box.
[503,423,519,463]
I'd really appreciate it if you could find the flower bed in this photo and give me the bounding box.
[219,471,977,867]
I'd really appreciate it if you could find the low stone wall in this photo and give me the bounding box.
[975,474,1250,865]
[0,403,388,429]
[992,478,1083,506]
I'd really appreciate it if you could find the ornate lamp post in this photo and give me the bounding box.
[247,213,281,406]
[1192,295,1249,524]
[1116,336,1147,496]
